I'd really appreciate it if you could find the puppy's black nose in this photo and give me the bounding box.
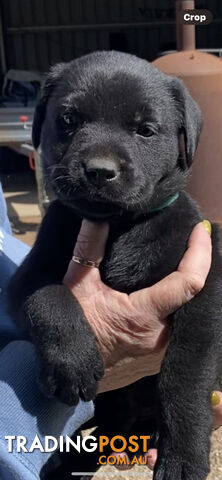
[84,158,120,184]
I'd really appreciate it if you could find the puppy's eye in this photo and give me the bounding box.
[61,112,81,129]
[137,123,155,138]
[62,114,72,125]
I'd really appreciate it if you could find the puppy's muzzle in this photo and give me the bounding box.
[83,157,120,185]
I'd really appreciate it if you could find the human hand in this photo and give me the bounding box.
[63,220,212,393]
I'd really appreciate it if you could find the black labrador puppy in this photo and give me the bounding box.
[8,51,222,480]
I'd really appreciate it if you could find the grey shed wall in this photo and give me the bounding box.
[0,0,221,73]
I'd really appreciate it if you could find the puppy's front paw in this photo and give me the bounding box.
[37,340,104,406]
[153,442,209,480]
[25,285,104,405]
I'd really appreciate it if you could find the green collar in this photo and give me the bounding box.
[150,192,179,214]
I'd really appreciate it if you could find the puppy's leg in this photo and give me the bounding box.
[25,284,104,405]
[154,259,222,480]
[8,200,104,405]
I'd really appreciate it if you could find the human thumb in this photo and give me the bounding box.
[130,222,212,318]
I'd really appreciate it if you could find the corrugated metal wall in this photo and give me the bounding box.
[0,0,222,73]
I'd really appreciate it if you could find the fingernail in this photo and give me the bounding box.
[202,220,211,236]
[211,391,220,407]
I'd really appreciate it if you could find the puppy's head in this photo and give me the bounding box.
[33,51,202,219]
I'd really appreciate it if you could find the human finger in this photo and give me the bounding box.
[211,391,222,429]
[144,448,158,470]
[63,220,109,288]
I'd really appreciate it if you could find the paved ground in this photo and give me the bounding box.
[1,171,221,479]
[1,171,41,245]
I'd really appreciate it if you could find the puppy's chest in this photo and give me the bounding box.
[99,220,186,294]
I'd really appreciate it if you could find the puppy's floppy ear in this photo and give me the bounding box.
[32,63,65,149]
[171,78,203,169]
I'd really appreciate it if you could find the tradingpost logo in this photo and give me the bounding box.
[5,434,151,470]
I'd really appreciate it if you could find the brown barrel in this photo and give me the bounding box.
[153,50,222,222]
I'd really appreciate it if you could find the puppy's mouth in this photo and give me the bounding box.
[71,198,123,219]
[54,188,123,219]
[52,169,153,219]
[52,175,124,218]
